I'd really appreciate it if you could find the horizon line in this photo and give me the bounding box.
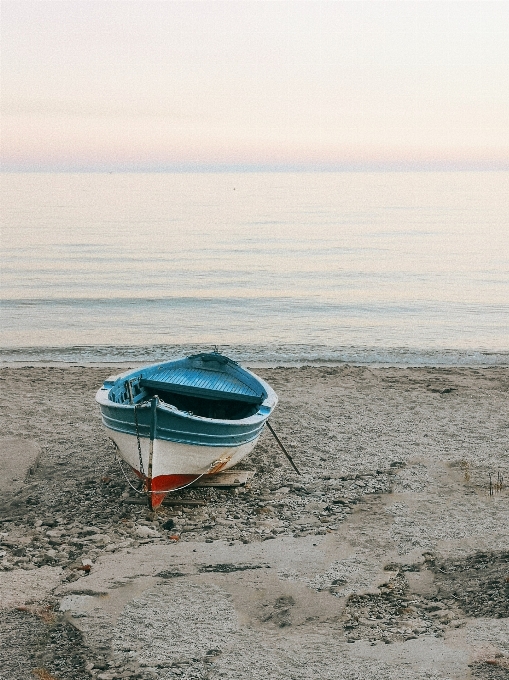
[2,164,509,174]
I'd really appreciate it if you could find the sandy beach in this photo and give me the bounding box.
[0,364,508,680]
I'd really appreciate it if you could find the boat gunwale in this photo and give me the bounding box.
[95,355,277,428]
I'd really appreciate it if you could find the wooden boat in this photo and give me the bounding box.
[96,352,277,509]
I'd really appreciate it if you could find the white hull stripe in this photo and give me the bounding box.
[109,430,260,478]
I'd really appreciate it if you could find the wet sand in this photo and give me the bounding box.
[1,365,508,680]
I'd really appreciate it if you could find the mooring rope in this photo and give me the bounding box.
[111,441,212,496]
[112,443,146,494]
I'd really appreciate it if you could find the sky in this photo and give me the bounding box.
[1,1,508,171]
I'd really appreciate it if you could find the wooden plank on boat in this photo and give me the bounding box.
[139,377,264,404]
[191,470,255,488]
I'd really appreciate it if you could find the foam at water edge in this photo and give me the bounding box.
[1,344,508,367]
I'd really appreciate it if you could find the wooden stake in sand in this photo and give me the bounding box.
[266,421,301,475]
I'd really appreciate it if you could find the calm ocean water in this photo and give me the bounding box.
[1,171,508,365]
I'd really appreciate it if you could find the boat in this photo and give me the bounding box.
[95,351,278,509]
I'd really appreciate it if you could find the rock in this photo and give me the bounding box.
[93,660,109,670]
[89,533,111,546]
[46,529,64,538]
[135,526,160,539]
[80,526,102,536]
[293,517,321,527]
[42,518,57,527]
[306,501,327,511]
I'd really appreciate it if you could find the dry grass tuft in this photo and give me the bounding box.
[32,669,58,680]
[16,604,57,624]
[459,459,471,483]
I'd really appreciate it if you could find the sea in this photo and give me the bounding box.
[1,171,508,366]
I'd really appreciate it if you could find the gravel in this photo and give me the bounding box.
[1,365,508,679]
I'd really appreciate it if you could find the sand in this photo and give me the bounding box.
[0,364,508,680]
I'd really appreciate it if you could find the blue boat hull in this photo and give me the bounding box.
[99,399,268,448]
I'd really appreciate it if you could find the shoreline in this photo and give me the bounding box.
[2,344,509,371]
[2,360,509,370]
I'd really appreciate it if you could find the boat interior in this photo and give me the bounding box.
[107,353,267,421]
[109,379,260,420]
[143,386,258,420]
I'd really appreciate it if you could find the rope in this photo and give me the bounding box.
[114,445,146,494]
[111,441,212,495]
[133,403,147,484]
[128,380,146,482]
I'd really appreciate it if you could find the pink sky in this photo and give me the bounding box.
[2,1,508,171]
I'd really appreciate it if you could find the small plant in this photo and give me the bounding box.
[489,470,505,496]
[459,459,471,483]
[32,669,58,680]
[16,604,56,624]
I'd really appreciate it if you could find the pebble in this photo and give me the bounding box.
[90,533,111,543]
[135,526,161,539]
[46,529,64,538]
[81,526,102,536]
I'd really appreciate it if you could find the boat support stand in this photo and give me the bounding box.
[266,421,301,475]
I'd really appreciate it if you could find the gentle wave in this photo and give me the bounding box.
[3,172,508,356]
[1,344,508,367]
[3,298,508,346]
[3,297,509,313]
